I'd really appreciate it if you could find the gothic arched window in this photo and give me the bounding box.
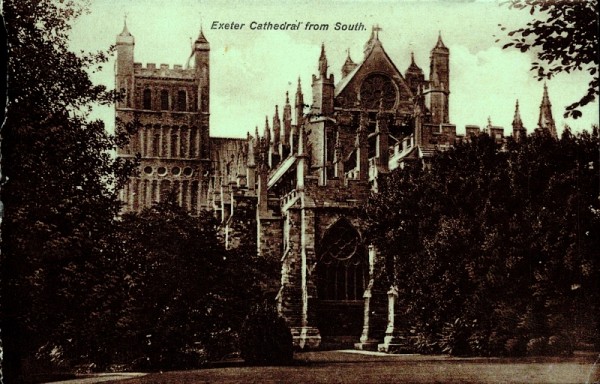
[177,90,187,111]
[160,90,169,110]
[317,220,367,301]
[143,89,152,110]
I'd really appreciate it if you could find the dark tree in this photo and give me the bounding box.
[366,130,600,356]
[96,202,276,370]
[1,0,136,381]
[499,0,599,118]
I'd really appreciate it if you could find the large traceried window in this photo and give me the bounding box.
[317,219,367,301]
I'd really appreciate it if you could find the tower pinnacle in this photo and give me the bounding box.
[120,15,131,36]
[341,49,358,77]
[434,31,448,50]
[537,83,557,138]
[512,100,523,129]
[117,15,134,44]
[512,99,526,141]
[318,43,328,77]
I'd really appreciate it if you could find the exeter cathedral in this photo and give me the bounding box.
[115,22,557,350]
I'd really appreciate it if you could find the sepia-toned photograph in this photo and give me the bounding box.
[1,0,599,383]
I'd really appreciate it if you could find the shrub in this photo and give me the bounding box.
[410,330,440,354]
[504,337,526,357]
[439,318,472,356]
[547,335,573,356]
[239,302,293,365]
[527,337,548,356]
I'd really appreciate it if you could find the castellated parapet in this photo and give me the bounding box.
[133,63,196,79]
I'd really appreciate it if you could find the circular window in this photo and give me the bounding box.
[172,166,181,176]
[157,167,167,176]
[360,74,397,109]
[183,167,193,176]
[143,166,153,175]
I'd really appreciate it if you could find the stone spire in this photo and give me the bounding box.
[247,132,256,167]
[264,116,271,147]
[434,31,448,51]
[486,116,493,132]
[273,105,281,153]
[512,100,526,141]
[318,43,328,77]
[295,77,304,126]
[246,132,256,191]
[120,16,131,36]
[117,16,135,44]
[195,25,209,44]
[537,83,557,138]
[512,100,523,129]
[341,49,358,78]
[283,91,292,148]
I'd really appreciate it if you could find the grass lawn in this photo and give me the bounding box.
[101,350,599,384]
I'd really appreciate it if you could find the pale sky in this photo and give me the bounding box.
[70,0,599,138]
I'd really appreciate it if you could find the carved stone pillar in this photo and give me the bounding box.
[378,285,409,353]
[355,245,379,350]
[159,126,164,157]
[139,127,145,157]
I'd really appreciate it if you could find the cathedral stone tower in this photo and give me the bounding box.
[426,33,450,125]
[311,44,335,117]
[116,22,212,214]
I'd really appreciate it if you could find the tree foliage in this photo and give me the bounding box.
[366,130,600,356]
[499,0,599,118]
[240,302,293,365]
[87,202,275,370]
[1,0,136,381]
[1,0,277,379]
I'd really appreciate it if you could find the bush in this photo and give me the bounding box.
[527,337,548,356]
[239,302,293,365]
[547,335,573,356]
[410,328,440,354]
[504,337,526,357]
[439,318,472,356]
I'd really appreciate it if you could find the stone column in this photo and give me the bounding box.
[153,180,159,203]
[186,128,192,158]
[197,180,203,214]
[139,127,145,157]
[159,126,164,157]
[355,245,379,350]
[144,179,152,209]
[167,126,172,158]
[291,196,321,349]
[195,127,201,157]
[184,180,192,210]
[378,285,408,353]
[177,180,183,206]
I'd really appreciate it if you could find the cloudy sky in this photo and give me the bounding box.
[70,0,599,138]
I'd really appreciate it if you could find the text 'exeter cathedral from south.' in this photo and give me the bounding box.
[115,22,557,349]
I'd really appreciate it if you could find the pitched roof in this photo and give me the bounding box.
[334,34,411,99]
